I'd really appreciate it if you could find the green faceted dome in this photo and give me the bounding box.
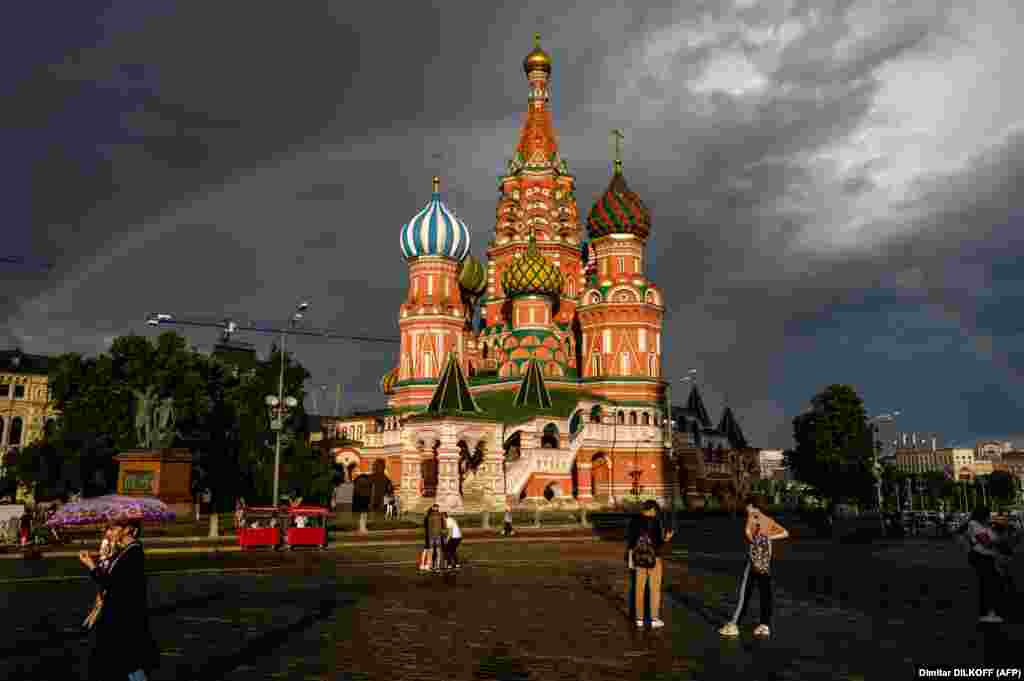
[502,231,563,299]
[458,255,487,296]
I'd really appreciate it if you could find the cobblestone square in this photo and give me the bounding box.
[0,534,1021,680]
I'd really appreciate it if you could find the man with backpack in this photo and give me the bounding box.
[719,495,789,639]
[625,500,674,628]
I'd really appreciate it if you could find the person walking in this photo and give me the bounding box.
[965,506,1004,623]
[625,500,674,628]
[19,509,31,547]
[719,496,789,639]
[502,504,515,537]
[79,521,159,681]
[444,512,463,569]
[428,504,446,571]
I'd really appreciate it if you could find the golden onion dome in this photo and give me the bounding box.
[523,33,552,75]
[502,231,563,299]
[458,255,487,296]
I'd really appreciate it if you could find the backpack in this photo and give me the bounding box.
[750,534,772,575]
[634,530,658,569]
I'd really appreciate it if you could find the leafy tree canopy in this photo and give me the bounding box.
[784,384,875,507]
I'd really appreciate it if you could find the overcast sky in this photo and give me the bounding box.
[4,0,1023,449]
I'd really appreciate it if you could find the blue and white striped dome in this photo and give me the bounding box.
[400,177,471,261]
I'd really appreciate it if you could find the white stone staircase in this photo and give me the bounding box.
[504,424,587,498]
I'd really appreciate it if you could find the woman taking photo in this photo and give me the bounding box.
[79,521,160,681]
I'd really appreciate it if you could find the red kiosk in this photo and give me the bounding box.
[284,506,329,550]
[237,506,283,550]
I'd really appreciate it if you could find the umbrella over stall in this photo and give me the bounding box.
[45,495,176,527]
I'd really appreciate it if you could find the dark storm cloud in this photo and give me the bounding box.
[6,0,1024,448]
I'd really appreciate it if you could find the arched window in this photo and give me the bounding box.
[617,411,624,425]
[542,423,559,449]
[9,417,23,446]
[341,428,349,440]
[630,411,637,425]
[591,353,601,376]
[482,343,488,360]
[590,405,603,423]
[642,413,650,425]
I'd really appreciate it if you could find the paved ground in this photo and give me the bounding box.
[1,529,1022,680]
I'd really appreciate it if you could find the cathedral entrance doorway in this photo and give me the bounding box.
[591,454,610,502]
[420,446,439,497]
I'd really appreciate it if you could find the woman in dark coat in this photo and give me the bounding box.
[79,521,159,681]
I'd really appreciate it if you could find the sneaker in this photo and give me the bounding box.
[651,618,665,628]
[979,613,1004,624]
[753,624,771,637]
[636,619,645,628]
[718,623,739,637]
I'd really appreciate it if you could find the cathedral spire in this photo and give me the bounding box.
[511,34,561,173]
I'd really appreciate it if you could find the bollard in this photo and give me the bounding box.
[208,513,219,538]
[359,512,368,534]
[482,511,490,530]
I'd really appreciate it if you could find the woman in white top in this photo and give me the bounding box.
[443,512,462,569]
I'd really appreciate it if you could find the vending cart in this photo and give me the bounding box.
[238,506,283,550]
[284,506,329,550]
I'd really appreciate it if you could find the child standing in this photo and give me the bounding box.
[720,496,788,639]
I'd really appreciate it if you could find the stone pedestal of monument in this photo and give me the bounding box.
[114,449,195,519]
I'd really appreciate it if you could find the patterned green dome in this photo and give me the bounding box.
[586,168,650,240]
[502,231,563,299]
[458,255,487,295]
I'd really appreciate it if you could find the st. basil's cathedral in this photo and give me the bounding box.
[325,37,749,514]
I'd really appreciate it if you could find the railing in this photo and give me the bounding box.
[361,430,403,449]
[504,456,534,496]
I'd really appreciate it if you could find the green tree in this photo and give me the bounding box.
[227,344,309,505]
[987,470,1015,508]
[784,384,875,509]
[283,439,335,505]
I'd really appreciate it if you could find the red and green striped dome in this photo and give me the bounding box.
[586,170,650,240]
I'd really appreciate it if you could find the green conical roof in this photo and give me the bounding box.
[717,406,748,449]
[513,358,552,410]
[685,385,712,429]
[427,355,480,414]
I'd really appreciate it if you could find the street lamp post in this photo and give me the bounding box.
[266,301,309,506]
[868,411,899,535]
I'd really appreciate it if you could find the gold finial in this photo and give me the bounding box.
[432,176,440,194]
[523,33,552,74]
[611,129,624,174]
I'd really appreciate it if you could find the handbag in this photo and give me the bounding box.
[83,593,104,630]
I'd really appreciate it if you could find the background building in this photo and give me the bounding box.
[1,350,60,479]
[757,449,786,480]
[975,440,1013,461]
[894,447,974,476]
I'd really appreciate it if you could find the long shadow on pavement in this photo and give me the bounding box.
[186,591,356,681]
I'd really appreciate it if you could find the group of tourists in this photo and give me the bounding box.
[959,505,1020,623]
[419,504,462,571]
[624,496,787,638]
[77,520,160,681]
